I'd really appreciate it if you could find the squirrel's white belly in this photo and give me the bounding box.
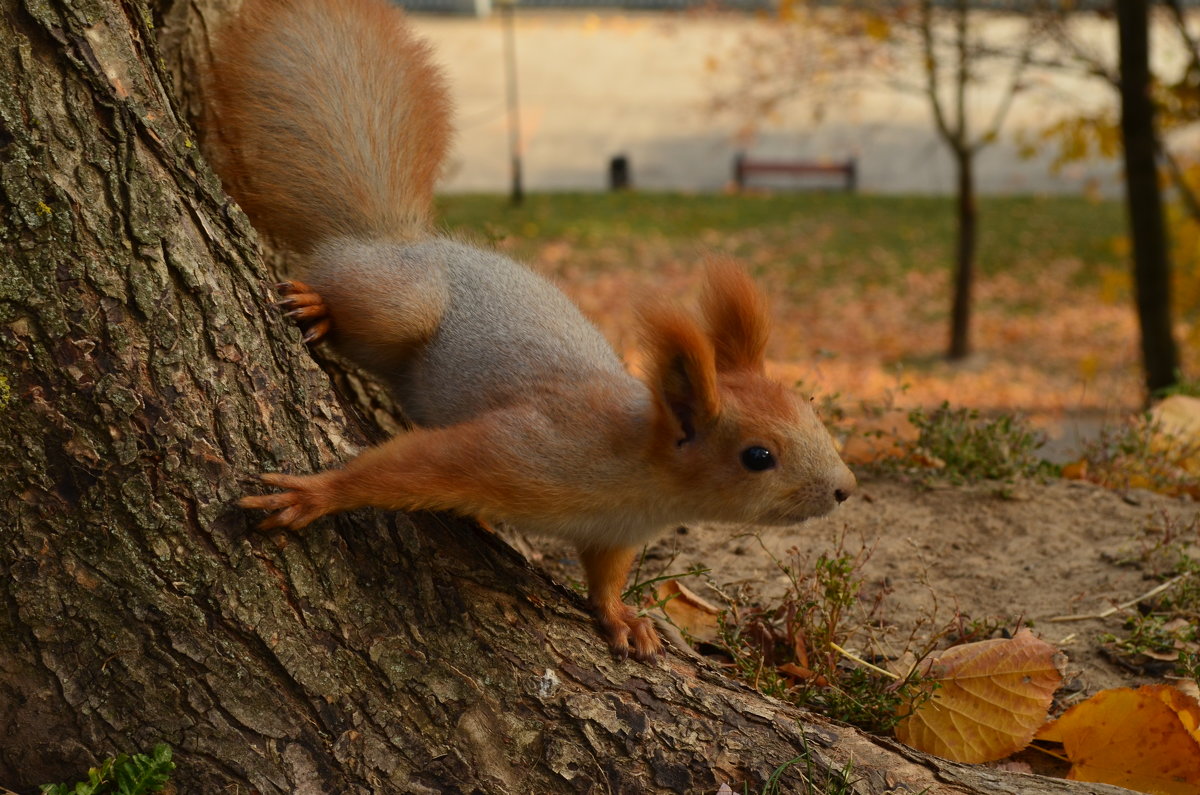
[498,507,676,549]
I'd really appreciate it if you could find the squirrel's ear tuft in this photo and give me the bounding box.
[700,260,770,373]
[637,300,721,445]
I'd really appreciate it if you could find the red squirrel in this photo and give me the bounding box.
[210,0,856,661]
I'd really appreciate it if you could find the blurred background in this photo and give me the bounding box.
[397,0,1198,474]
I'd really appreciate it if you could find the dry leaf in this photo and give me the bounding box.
[656,579,721,644]
[1151,396,1200,489]
[1151,395,1200,441]
[1035,685,1200,795]
[1179,679,1200,703]
[1060,460,1088,480]
[894,628,1062,763]
[778,662,827,686]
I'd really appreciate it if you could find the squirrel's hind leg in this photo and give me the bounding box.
[276,280,332,343]
[304,241,449,371]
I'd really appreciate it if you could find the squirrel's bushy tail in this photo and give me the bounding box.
[206,0,451,251]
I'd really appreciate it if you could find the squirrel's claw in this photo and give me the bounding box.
[239,472,334,530]
[275,280,314,295]
[302,319,332,343]
[594,603,664,663]
[285,305,327,321]
[274,281,332,343]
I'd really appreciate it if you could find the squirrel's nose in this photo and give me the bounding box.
[833,468,857,504]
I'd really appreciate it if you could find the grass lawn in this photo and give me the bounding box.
[435,192,1189,444]
[437,192,1126,284]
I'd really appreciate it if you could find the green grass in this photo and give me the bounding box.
[435,192,1126,285]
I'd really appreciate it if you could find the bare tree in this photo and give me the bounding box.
[1028,0,1185,398]
[915,0,1034,360]
[712,1,1036,361]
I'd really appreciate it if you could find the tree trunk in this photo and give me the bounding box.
[1117,0,1181,397]
[948,146,977,361]
[0,1,1140,792]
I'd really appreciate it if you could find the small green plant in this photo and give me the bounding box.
[1153,371,1200,400]
[747,745,856,795]
[711,533,932,734]
[1102,611,1196,654]
[622,536,711,608]
[623,561,711,612]
[1074,414,1200,499]
[906,402,1050,483]
[1101,513,1200,680]
[41,744,174,795]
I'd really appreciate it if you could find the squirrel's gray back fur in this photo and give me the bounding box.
[310,237,645,428]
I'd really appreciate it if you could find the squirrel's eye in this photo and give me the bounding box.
[740,446,776,472]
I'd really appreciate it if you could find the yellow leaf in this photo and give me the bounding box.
[864,14,891,41]
[1150,395,1200,442]
[1099,266,1130,304]
[1035,685,1200,794]
[895,628,1062,763]
[1149,395,1200,481]
[1061,460,1088,480]
[1078,354,1099,381]
[657,579,721,644]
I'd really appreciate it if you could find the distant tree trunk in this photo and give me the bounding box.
[0,1,1149,792]
[1117,0,1180,397]
[921,0,984,362]
[948,145,977,361]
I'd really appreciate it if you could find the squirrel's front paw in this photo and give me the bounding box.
[593,603,664,663]
[239,472,336,530]
[275,280,332,343]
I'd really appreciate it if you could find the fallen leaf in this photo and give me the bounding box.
[894,628,1062,763]
[1060,460,1088,480]
[1150,396,1200,488]
[1179,679,1200,703]
[1151,395,1200,440]
[1035,685,1200,794]
[778,662,827,686]
[657,579,721,644]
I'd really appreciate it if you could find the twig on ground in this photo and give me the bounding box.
[1047,571,1193,622]
[831,641,901,680]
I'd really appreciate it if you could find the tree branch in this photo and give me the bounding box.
[972,16,1036,154]
[920,0,957,146]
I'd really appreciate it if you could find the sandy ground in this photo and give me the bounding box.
[514,475,1198,698]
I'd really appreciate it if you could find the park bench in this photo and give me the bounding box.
[733,153,857,192]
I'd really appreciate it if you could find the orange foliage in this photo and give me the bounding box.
[1036,685,1200,795]
[542,251,1158,437]
[894,629,1062,763]
[656,579,721,644]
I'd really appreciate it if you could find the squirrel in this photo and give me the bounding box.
[209,0,856,662]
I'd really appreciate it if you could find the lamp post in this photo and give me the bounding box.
[498,0,523,205]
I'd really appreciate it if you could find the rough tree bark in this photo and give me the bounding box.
[0,1,1137,792]
[1116,0,1181,398]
